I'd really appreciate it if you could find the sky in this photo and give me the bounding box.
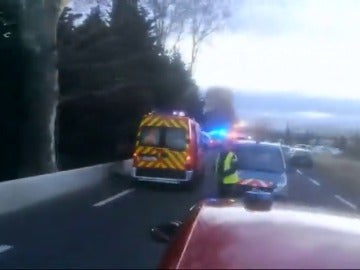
[66,0,360,131]
[232,91,360,133]
[176,0,360,100]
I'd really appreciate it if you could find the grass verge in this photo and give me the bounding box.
[313,153,360,198]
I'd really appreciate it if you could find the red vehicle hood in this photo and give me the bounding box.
[159,199,360,269]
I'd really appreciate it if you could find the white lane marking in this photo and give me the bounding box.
[308,178,320,186]
[334,195,358,210]
[93,189,135,207]
[0,245,13,254]
[297,169,320,186]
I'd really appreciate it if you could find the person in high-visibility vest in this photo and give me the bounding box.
[215,139,239,197]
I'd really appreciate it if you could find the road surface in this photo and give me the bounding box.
[0,150,358,268]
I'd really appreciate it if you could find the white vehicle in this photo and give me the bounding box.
[312,145,342,156]
[294,144,312,150]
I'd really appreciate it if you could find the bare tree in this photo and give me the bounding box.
[185,0,231,73]
[143,0,232,72]
[142,0,186,49]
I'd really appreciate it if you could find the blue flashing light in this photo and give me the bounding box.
[208,129,228,138]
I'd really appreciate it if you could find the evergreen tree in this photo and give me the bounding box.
[57,0,203,168]
[58,6,111,98]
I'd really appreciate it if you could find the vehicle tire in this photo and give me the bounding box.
[184,178,196,191]
[197,169,205,188]
[184,169,203,191]
[199,164,205,180]
[131,178,141,188]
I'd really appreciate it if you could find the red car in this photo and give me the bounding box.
[151,197,360,269]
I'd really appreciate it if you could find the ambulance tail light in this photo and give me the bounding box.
[185,156,192,170]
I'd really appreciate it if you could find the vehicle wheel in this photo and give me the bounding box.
[131,178,141,188]
[197,170,205,189]
[198,165,205,180]
[184,179,196,191]
[184,169,203,191]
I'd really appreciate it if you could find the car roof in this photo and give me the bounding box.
[234,140,282,149]
[292,147,311,153]
[295,144,310,147]
[160,199,360,269]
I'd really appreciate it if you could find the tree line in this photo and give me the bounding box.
[0,0,230,181]
[57,0,204,169]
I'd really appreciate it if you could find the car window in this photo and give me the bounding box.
[139,126,161,147]
[294,150,311,157]
[165,127,186,151]
[235,145,285,173]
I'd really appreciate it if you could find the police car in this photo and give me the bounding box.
[233,140,288,199]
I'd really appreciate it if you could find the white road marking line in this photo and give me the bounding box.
[0,245,13,254]
[93,189,135,207]
[334,195,358,210]
[297,169,320,186]
[308,178,320,186]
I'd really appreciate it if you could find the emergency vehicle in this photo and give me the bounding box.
[131,111,204,188]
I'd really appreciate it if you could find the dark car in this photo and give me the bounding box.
[290,148,313,168]
[151,198,360,269]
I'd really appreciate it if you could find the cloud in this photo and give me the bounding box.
[231,91,360,132]
[175,0,360,100]
[188,32,360,99]
[293,111,334,119]
[229,0,360,38]
[227,0,304,36]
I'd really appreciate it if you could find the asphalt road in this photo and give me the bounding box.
[0,150,359,268]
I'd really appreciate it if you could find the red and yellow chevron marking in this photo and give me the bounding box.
[139,116,164,127]
[162,149,186,170]
[134,115,191,170]
[134,146,188,170]
[139,116,189,130]
[139,116,155,127]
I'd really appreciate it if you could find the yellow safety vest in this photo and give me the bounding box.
[223,152,239,184]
